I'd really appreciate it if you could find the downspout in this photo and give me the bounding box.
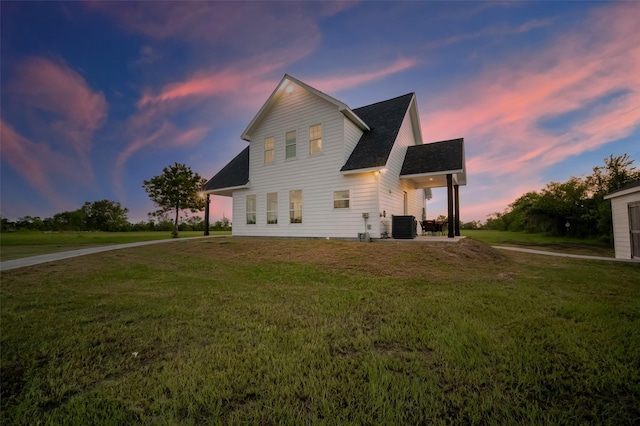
[376,170,380,238]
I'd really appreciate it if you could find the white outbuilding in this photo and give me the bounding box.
[604,181,640,259]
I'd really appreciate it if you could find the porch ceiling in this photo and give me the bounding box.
[400,170,463,189]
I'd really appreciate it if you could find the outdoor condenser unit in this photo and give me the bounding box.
[392,215,416,239]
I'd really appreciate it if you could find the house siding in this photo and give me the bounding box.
[378,103,424,236]
[344,118,364,164]
[609,189,640,259]
[232,84,378,238]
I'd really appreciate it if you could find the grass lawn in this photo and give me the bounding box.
[463,229,614,258]
[0,231,231,261]
[1,238,638,424]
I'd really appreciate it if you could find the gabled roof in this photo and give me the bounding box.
[400,138,467,187]
[206,76,466,195]
[341,93,416,172]
[241,74,369,141]
[203,146,249,195]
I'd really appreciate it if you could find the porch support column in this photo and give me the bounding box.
[454,184,460,236]
[204,194,210,236]
[447,174,454,238]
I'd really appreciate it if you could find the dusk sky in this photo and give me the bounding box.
[1,1,639,224]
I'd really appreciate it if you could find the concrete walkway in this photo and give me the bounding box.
[0,235,221,271]
[493,246,640,263]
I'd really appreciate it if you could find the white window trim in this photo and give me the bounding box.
[333,190,350,209]
[264,136,274,164]
[289,190,302,224]
[309,123,322,155]
[285,130,297,160]
[266,192,278,225]
[246,194,256,225]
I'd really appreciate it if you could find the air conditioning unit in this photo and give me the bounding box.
[392,215,416,239]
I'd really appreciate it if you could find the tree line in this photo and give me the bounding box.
[483,154,640,241]
[1,201,231,233]
[2,163,231,234]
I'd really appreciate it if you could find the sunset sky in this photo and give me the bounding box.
[1,1,639,224]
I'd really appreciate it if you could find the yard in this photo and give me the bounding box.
[0,231,230,262]
[1,237,638,424]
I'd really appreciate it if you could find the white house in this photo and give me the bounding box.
[203,75,466,240]
[604,181,640,259]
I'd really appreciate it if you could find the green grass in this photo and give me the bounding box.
[0,231,231,261]
[1,238,638,424]
[462,229,614,257]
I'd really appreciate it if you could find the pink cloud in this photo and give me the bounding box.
[305,58,419,93]
[419,2,640,221]
[113,120,209,196]
[137,68,255,108]
[88,1,353,46]
[1,120,81,211]
[1,57,107,214]
[8,57,107,160]
[425,17,554,50]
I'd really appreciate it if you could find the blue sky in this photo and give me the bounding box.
[1,1,638,223]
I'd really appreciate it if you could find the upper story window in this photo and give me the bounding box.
[285,130,296,159]
[333,190,350,209]
[246,195,256,224]
[267,192,278,224]
[289,190,302,223]
[309,124,322,155]
[264,137,274,164]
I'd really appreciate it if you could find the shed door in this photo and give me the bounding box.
[629,202,640,258]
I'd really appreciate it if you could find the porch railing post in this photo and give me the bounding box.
[447,174,454,238]
[454,184,460,236]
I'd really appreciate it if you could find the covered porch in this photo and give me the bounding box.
[399,138,467,238]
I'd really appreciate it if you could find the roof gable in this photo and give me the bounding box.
[341,93,416,172]
[241,74,369,141]
[203,146,249,195]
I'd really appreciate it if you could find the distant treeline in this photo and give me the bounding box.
[1,200,231,233]
[483,154,639,242]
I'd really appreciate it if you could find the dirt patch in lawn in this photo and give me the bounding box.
[177,237,506,281]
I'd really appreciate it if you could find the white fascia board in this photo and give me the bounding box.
[408,95,423,145]
[241,76,287,141]
[604,186,640,199]
[340,166,386,175]
[204,184,249,195]
[341,108,370,131]
[241,74,369,140]
[400,170,464,180]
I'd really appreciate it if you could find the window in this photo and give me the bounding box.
[267,192,278,224]
[264,137,274,164]
[285,130,296,159]
[246,195,256,224]
[289,190,302,223]
[309,124,322,154]
[334,190,350,209]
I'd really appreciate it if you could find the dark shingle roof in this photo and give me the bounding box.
[204,146,249,191]
[400,138,464,176]
[340,93,414,172]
